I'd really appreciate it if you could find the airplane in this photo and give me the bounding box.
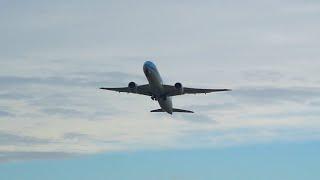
[100,61,231,114]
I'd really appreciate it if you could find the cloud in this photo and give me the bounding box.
[0,132,50,145]
[1,76,319,163]
[0,151,73,163]
[0,92,31,100]
[242,70,285,82]
[174,113,217,124]
[0,71,143,88]
[185,102,240,112]
[41,108,83,117]
[0,110,13,117]
[232,87,320,105]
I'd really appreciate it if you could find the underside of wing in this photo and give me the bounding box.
[163,85,231,97]
[183,87,231,94]
[100,84,152,96]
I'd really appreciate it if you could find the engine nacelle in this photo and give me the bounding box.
[128,82,138,93]
[174,82,184,94]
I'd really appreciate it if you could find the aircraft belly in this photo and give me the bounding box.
[158,97,173,114]
[147,70,164,96]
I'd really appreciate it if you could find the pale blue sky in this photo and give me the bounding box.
[0,0,320,179]
[0,142,319,180]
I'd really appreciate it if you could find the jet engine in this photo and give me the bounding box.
[128,82,138,93]
[174,82,184,94]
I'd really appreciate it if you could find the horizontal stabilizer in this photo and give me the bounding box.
[150,108,194,113]
[150,109,165,112]
[173,108,194,113]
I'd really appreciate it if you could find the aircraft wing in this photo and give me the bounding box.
[163,85,231,97]
[100,84,152,96]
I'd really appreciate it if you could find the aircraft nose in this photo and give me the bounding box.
[144,61,151,68]
[143,63,149,74]
[143,61,153,74]
[144,61,155,68]
[143,62,148,70]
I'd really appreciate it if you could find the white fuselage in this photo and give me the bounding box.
[143,61,173,114]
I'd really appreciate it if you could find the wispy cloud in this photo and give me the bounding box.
[0,152,73,163]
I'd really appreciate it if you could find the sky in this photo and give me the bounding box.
[0,0,320,179]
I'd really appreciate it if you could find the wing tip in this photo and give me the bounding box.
[100,87,110,90]
[216,88,232,92]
